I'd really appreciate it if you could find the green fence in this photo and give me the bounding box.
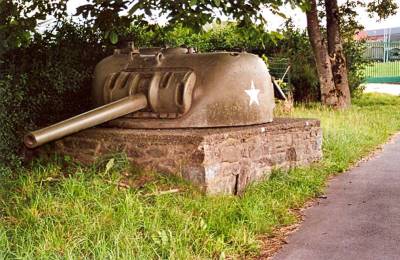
[268,57,291,84]
[365,41,400,83]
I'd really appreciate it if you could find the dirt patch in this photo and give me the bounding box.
[255,200,317,259]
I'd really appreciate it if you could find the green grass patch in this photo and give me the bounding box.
[365,61,400,78]
[1,93,400,258]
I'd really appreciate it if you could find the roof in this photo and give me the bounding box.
[365,27,400,41]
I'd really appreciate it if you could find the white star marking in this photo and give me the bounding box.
[245,81,260,106]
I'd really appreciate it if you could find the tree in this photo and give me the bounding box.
[75,0,398,108]
[302,0,399,109]
[3,0,397,108]
[0,0,67,57]
[305,0,338,106]
[75,0,301,45]
[325,0,351,108]
[303,0,352,109]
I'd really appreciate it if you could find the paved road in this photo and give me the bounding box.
[364,83,400,96]
[274,134,400,260]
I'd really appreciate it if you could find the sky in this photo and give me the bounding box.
[66,0,400,31]
[262,0,400,31]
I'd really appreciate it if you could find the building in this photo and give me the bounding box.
[356,27,400,42]
[356,27,400,61]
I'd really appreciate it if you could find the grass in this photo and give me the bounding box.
[1,93,400,259]
[365,61,400,78]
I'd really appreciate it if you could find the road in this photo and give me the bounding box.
[274,134,400,260]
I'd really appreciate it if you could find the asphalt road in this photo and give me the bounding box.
[274,134,400,260]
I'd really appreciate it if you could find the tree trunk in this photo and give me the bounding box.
[325,0,351,108]
[306,0,338,106]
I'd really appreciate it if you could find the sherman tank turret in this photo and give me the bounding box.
[24,44,278,148]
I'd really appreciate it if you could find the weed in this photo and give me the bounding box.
[0,94,399,258]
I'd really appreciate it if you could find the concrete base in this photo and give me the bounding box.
[43,118,322,194]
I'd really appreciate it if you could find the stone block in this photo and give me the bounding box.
[38,118,322,194]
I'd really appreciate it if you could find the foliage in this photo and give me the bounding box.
[0,0,67,56]
[339,0,369,98]
[78,0,306,32]
[343,40,367,97]
[0,74,32,168]
[0,22,112,166]
[1,94,399,258]
[270,9,369,101]
[367,0,398,19]
[1,19,276,167]
[0,16,371,166]
[74,0,293,49]
[76,0,139,45]
[275,21,320,101]
[136,22,281,52]
[0,0,393,165]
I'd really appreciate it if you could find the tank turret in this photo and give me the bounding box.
[25,45,276,148]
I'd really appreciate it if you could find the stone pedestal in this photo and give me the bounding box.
[45,118,322,194]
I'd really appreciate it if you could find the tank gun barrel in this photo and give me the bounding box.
[24,94,147,149]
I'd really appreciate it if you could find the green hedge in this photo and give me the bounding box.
[0,23,111,166]
[0,21,367,167]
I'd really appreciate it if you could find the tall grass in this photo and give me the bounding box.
[0,94,399,259]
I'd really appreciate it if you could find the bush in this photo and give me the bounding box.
[124,22,275,52]
[0,20,368,167]
[1,21,270,167]
[119,22,363,103]
[0,22,112,167]
[275,24,321,101]
[0,74,32,167]
[271,21,367,101]
[344,40,368,97]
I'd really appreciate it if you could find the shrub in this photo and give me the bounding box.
[0,22,112,167]
[275,24,320,101]
[0,74,32,167]
[0,20,368,167]
[344,40,368,97]
[271,21,367,101]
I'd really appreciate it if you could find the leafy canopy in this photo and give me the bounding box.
[0,0,67,56]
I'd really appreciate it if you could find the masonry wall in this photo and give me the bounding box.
[42,118,322,194]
